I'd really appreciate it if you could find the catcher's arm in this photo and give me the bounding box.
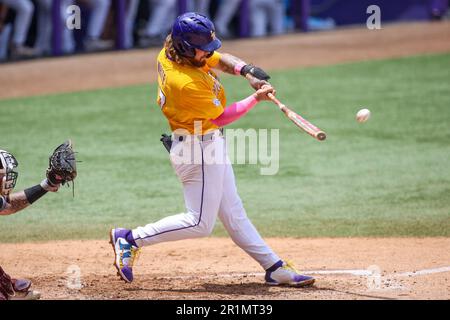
[0,182,64,216]
[0,183,57,215]
[0,140,77,216]
[0,181,60,216]
[214,53,271,90]
[0,192,30,215]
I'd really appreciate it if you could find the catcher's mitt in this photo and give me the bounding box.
[46,140,77,186]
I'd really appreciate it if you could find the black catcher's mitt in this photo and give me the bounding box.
[46,140,77,186]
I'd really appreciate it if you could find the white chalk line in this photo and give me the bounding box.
[395,266,450,277]
[153,266,450,281]
[306,269,372,276]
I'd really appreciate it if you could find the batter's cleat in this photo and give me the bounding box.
[265,260,315,287]
[110,228,140,283]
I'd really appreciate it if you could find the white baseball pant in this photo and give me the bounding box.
[132,130,280,270]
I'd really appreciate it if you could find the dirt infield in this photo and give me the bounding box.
[1,21,450,300]
[0,21,450,100]
[1,238,449,300]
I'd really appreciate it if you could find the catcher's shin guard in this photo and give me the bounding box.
[0,266,14,298]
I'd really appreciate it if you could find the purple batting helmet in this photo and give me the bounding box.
[171,12,222,58]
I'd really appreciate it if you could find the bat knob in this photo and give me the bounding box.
[317,132,327,141]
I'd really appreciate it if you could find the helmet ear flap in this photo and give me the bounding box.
[188,46,196,57]
[174,37,196,58]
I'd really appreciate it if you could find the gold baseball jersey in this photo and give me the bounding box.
[156,49,226,134]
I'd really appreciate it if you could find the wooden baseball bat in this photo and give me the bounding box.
[267,93,326,141]
[245,74,326,141]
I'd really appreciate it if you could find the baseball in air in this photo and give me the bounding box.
[356,108,371,123]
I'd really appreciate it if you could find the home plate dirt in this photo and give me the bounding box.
[1,238,448,300]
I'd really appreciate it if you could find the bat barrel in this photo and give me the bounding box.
[260,86,327,142]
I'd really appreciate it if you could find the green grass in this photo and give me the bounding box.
[0,53,449,242]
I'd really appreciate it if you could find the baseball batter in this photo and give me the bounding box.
[110,12,315,287]
[0,142,77,300]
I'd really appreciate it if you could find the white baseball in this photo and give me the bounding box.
[356,108,371,123]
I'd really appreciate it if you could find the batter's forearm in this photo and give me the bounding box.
[211,94,259,126]
[216,53,270,90]
[216,53,246,75]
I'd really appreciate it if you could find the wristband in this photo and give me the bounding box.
[24,185,48,204]
[234,62,246,76]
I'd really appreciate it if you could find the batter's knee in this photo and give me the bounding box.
[183,216,214,238]
[183,209,216,237]
[191,220,214,237]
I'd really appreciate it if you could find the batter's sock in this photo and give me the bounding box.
[125,230,138,248]
[266,260,283,272]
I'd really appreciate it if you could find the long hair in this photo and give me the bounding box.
[164,34,194,66]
